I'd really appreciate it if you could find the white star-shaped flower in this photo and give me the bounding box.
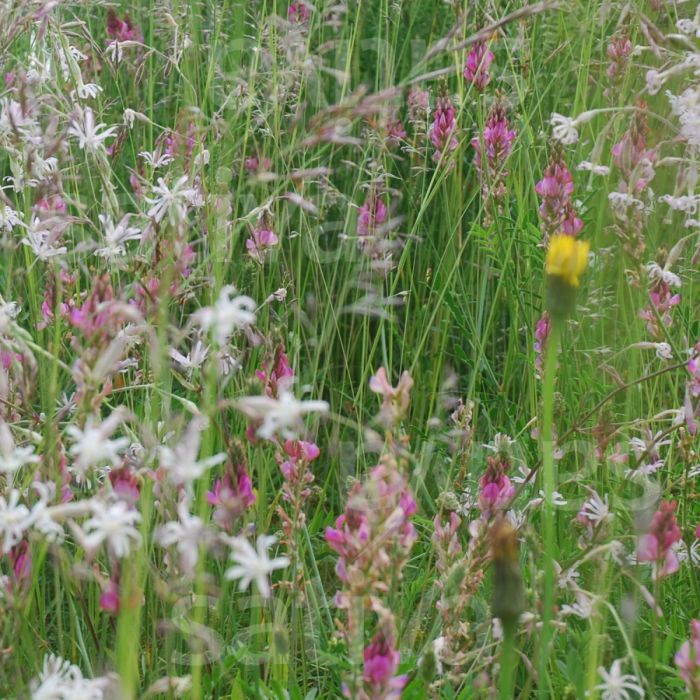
[224,535,289,598]
[65,412,130,482]
[235,390,329,440]
[81,501,142,558]
[158,418,225,486]
[0,489,32,554]
[156,500,209,575]
[67,107,117,152]
[595,659,644,700]
[0,422,40,475]
[193,286,257,345]
[95,213,142,259]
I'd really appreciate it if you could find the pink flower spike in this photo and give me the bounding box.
[99,579,120,615]
[464,41,495,90]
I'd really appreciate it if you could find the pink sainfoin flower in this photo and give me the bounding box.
[163,121,198,168]
[675,620,700,697]
[639,262,681,338]
[247,345,295,442]
[244,156,272,173]
[8,540,31,589]
[637,500,682,579]
[407,87,429,125]
[384,111,407,147]
[430,94,459,165]
[479,449,515,518]
[99,577,120,615]
[369,367,413,429]
[685,343,700,435]
[288,2,311,24]
[326,455,415,699]
[278,439,319,488]
[65,274,117,343]
[246,225,279,263]
[356,192,398,271]
[107,9,142,42]
[535,154,583,240]
[256,345,294,399]
[464,41,495,90]
[129,170,144,198]
[689,346,700,399]
[358,194,387,239]
[612,106,655,193]
[534,312,551,376]
[35,194,67,216]
[277,439,320,580]
[607,35,633,81]
[109,465,140,503]
[471,102,516,199]
[207,462,256,533]
[359,627,407,700]
[432,512,462,573]
[325,460,417,588]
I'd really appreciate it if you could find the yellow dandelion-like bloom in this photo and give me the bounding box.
[545,235,590,288]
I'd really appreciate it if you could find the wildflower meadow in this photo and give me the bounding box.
[1,0,700,697]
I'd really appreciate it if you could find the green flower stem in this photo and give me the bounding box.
[499,624,517,700]
[538,319,561,698]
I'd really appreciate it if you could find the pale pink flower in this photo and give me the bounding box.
[246,226,279,263]
[637,500,682,579]
[369,367,413,428]
[676,620,700,695]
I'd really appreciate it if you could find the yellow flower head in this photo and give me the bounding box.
[545,235,590,288]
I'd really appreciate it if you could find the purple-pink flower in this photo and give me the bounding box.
[479,455,515,518]
[207,467,256,532]
[8,540,31,589]
[99,578,120,615]
[361,628,408,700]
[246,226,279,263]
[607,35,633,81]
[288,2,311,24]
[109,466,140,502]
[685,343,700,435]
[637,500,682,579]
[471,103,516,199]
[535,155,583,240]
[107,9,142,42]
[464,42,495,90]
[534,312,551,375]
[325,462,416,586]
[639,265,681,339]
[430,94,459,165]
[278,439,319,487]
[676,620,700,695]
[612,108,656,193]
[358,195,388,238]
[256,345,295,399]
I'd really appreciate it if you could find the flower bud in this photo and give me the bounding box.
[545,234,590,318]
[490,518,525,632]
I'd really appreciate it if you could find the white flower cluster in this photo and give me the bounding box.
[668,85,700,148]
[30,653,111,699]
